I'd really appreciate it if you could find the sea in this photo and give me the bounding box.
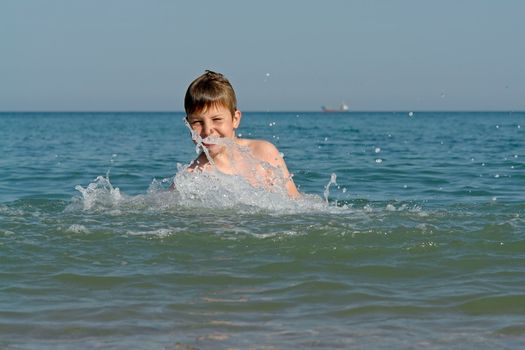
[0,111,524,349]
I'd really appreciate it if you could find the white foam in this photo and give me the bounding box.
[66,224,90,234]
[126,228,181,238]
[0,205,25,216]
[386,204,396,211]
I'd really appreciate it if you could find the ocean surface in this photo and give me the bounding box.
[0,111,524,349]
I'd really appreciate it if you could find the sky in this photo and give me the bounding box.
[1,0,524,111]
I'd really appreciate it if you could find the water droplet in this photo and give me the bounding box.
[496,125,500,129]
[408,111,414,117]
[514,154,518,158]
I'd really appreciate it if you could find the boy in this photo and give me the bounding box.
[182,70,299,198]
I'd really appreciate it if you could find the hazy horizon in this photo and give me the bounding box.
[2,0,524,112]
[2,109,524,114]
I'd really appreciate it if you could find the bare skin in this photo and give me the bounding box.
[185,104,300,198]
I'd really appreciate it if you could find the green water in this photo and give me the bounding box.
[1,112,524,349]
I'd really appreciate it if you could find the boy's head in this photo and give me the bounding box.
[185,70,237,117]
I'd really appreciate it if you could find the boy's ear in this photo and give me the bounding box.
[233,110,241,129]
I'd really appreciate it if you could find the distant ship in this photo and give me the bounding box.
[321,102,349,112]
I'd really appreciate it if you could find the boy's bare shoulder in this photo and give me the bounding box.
[238,138,277,153]
[238,138,281,164]
[247,138,276,150]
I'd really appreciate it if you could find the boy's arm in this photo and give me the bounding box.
[253,140,300,198]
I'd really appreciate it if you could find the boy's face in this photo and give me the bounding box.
[186,104,241,156]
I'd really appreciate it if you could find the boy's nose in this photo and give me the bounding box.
[201,123,213,137]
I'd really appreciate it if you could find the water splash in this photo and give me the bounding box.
[323,173,337,204]
[183,117,215,166]
[74,172,123,211]
[70,169,345,215]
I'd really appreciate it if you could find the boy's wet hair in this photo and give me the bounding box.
[185,70,237,117]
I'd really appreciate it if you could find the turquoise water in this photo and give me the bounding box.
[1,111,524,349]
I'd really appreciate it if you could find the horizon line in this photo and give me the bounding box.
[1,109,524,114]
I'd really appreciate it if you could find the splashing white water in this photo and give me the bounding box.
[323,173,337,204]
[184,118,216,165]
[70,169,346,215]
[74,172,123,211]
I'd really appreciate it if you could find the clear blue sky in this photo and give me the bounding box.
[1,0,524,111]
